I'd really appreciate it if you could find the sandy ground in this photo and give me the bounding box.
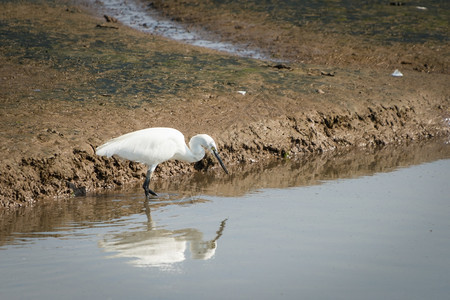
[0,0,449,208]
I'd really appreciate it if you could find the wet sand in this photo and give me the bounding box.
[0,0,449,208]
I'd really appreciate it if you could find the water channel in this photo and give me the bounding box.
[1,140,449,299]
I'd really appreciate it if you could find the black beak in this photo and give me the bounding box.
[213,150,229,174]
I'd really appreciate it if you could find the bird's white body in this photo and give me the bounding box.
[96,127,204,165]
[96,127,228,198]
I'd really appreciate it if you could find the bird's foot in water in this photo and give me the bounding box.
[144,188,158,199]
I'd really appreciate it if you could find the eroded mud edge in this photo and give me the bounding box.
[1,0,449,209]
[2,104,449,209]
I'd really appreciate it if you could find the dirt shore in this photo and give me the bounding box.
[1,0,449,209]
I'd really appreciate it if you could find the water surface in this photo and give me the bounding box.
[95,0,267,60]
[1,140,449,299]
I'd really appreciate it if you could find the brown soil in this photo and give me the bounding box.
[1,0,449,209]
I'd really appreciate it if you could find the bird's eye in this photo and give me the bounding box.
[211,146,216,151]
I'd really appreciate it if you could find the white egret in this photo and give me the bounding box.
[96,127,229,198]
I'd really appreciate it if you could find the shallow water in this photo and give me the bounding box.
[94,0,268,60]
[1,140,449,299]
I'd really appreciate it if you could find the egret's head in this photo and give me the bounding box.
[194,134,229,174]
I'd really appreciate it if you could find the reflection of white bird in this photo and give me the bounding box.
[98,218,228,270]
[96,127,229,198]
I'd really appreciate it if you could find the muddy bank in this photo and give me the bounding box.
[0,0,449,208]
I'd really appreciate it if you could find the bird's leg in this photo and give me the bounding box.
[143,167,158,198]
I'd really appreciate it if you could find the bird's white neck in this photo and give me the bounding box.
[183,135,207,163]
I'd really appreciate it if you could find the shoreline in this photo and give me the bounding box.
[0,0,449,209]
